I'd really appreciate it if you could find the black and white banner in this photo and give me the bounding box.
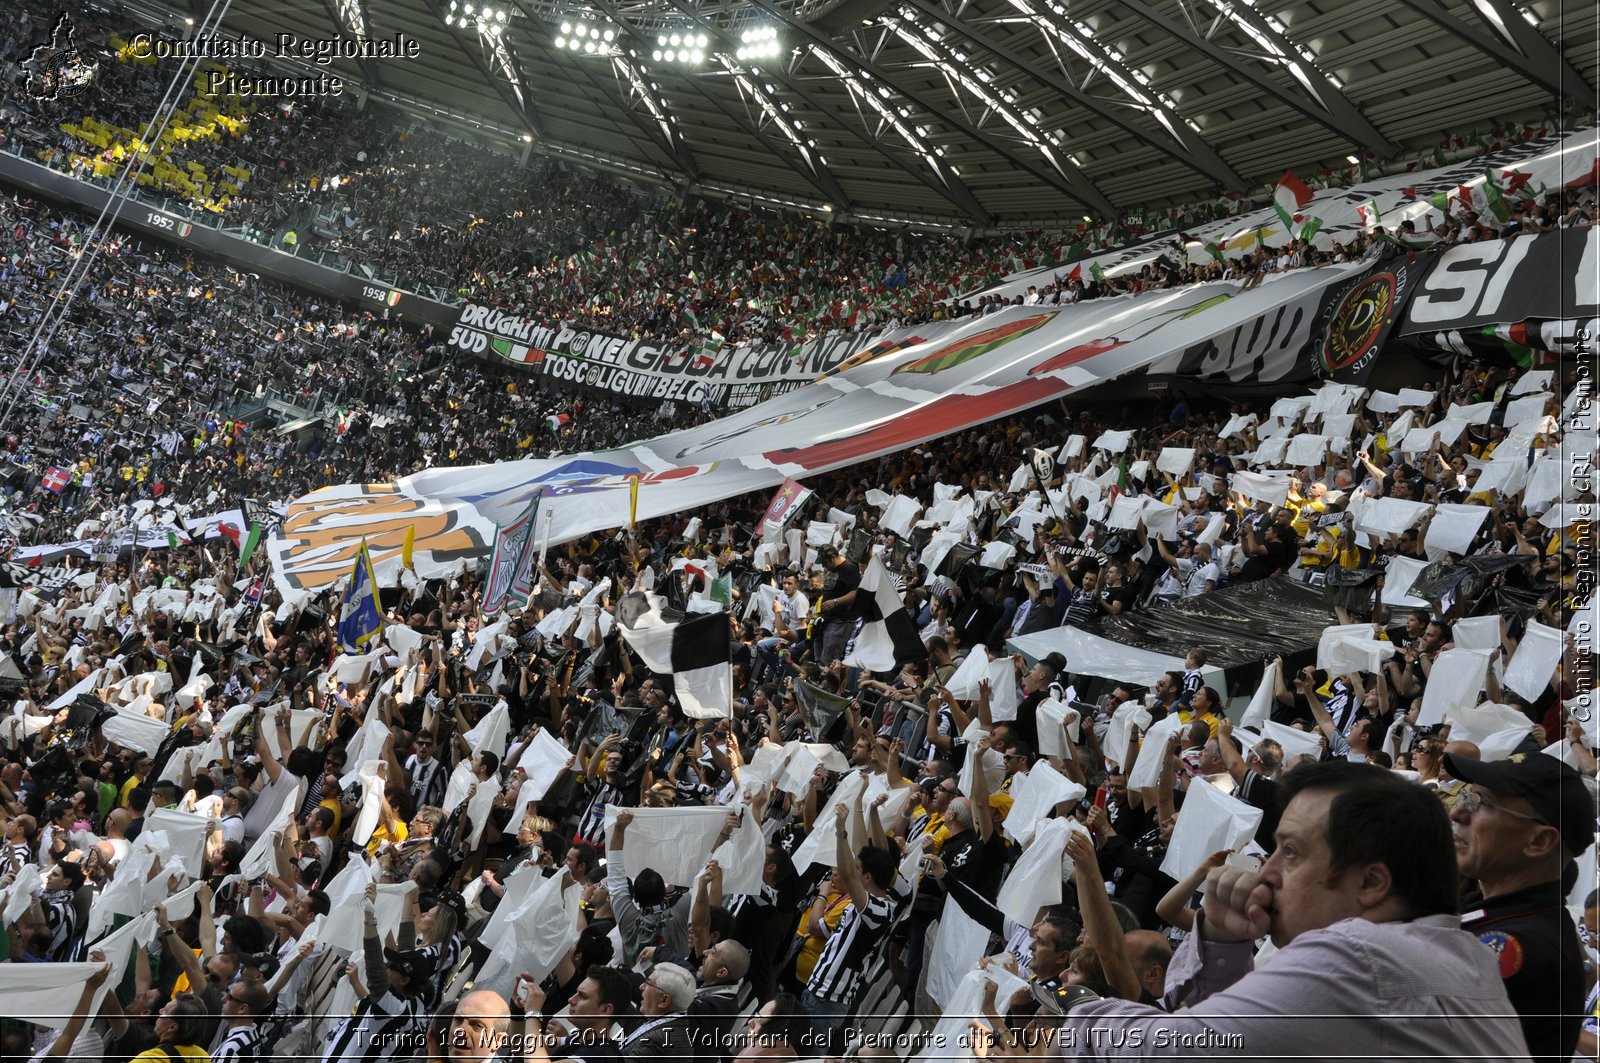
[847,554,927,673]
[1397,228,1599,336]
[618,609,732,719]
[447,302,898,408]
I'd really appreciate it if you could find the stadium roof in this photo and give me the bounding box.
[124,0,1598,229]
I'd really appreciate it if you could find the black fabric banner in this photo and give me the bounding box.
[1398,228,1599,335]
[1310,248,1424,386]
[1090,578,1338,671]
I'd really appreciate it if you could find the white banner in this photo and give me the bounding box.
[273,268,1368,595]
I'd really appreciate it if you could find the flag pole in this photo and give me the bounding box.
[536,503,554,577]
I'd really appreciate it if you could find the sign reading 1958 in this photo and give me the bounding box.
[144,211,192,238]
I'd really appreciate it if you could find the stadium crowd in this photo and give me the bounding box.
[13,0,1569,356]
[0,256,1593,1061]
[0,7,1596,1063]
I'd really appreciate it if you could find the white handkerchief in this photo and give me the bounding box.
[1092,429,1133,454]
[1156,448,1195,476]
[1262,720,1323,763]
[1003,762,1085,846]
[1417,648,1492,727]
[1159,780,1262,882]
[1502,620,1564,701]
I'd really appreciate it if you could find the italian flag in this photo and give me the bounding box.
[1481,170,1510,221]
[1273,171,1314,231]
[492,337,543,364]
[1355,201,1382,229]
[546,413,570,432]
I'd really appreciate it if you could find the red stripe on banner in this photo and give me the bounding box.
[765,376,1065,470]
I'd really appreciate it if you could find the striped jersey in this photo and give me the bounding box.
[805,891,893,1004]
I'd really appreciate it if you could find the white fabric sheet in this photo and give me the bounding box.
[474,875,580,998]
[1353,497,1434,538]
[1443,702,1534,749]
[1035,698,1075,757]
[510,728,574,819]
[1230,471,1290,506]
[1002,761,1085,846]
[464,699,511,759]
[1159,776,1264,882]
[1380,555,1432,609]
[1092,429,1133,454]
[1156,447,1195,476]
[1502,620,1564,701]
[1261,720,1323,763]
[1240,659,1279,729]
[925,899,992,1009]
[1452,615,1503,652]
[1126,714,1188,793]
[1417,648,1492,728]
[0,962,117,1032]
[239,778,302,879]
[1423,504,1489,560]
[880,495,924,539]
[143,808,212,878]
[603,805,745,887]
[1104,701,1153,769]
[996,818,1073,926]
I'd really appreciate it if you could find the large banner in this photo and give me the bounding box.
[447,304,896,408]
[1143,230,1596,388]
[272,265,1374,592]
[1398,227,1599,334]
[443,127,1598,410]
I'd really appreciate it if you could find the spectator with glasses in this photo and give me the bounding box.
[1447,751,1593,1062]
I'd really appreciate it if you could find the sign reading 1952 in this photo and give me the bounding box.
[144,211,192,238]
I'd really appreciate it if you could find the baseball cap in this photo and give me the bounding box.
[383,946,437,983]
[239,953,281,979]
[1443,751,1595,856]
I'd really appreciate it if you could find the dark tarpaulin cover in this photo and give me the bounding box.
[1089,577,1337,671]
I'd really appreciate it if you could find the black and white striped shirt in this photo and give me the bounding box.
[419,935,462,998]
[42,889,78,962]
[576,779,626,844]
[724,883,778,920]
[806,892,893,1004]
[320,991,426,1063]
[406,755,446,812]
[213,1023,264,1063]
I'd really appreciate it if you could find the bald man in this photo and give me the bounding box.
[450,989,511,1063]
[1124,930,1172,1002]
[102,809,132,865]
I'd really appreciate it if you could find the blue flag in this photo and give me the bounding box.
[337,539,383,653]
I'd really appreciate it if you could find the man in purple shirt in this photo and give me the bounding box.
[1054,761,1531,1061]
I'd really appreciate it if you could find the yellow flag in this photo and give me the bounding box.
[402,524,416,570]
[628,475,640,530]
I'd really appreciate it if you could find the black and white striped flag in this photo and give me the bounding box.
[847,554,927,673]
[618,608,732,719]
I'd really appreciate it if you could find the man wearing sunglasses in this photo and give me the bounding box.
[1447,751,1593,1062]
